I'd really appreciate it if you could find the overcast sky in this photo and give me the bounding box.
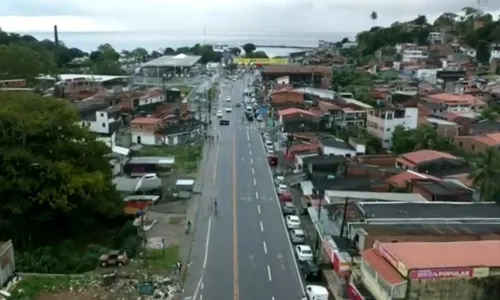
[1,0,499,34]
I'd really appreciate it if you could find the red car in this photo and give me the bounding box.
[267,154,278,166]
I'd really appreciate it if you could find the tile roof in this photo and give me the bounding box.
[377,240,500,269]
[398,150,457,167]
[362,249,405,285]
[356,223,500,237]
[278,108,317,118]
[131,117,163,125]
[426,93,486,106]
[386,170,440,187]
[444,173,473,188]
[358,202,500,219]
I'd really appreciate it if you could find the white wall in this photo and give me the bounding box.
[82,110,119,135]
[138,94,164,106]
[491,50,500,61]
[323,146,357,157]
[97,132,116,149]
[132,131,156,145]
[367,107,418,149]
[416,69,438,85]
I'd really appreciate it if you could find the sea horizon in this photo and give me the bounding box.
[21,30,355,57]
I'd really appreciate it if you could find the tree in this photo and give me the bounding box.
[230,47,241,56]
[0,44,57,81]
[243,43,256,54]
[163,47,176,55]
[246,51,269,59]
[131,47,149,61]
[469,148,500,202]
[391,125,457,154]
[0,92,122,247]
[370,11,378,26]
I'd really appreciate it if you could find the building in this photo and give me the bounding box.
[426,117,459,138]
[459,45,477,58]
[490,45,500,62]
[270,90,305,108]
[409,178,473,202]
[261,65,332,89]
[428,32,443,44]
[401,44,428,62]
[0,240,15,287]
[131,117,203,146]
[422,93,487,113]
[395,150,462,173]
[135,54,201,86]
[320,137,366,157]
[278,108,321,132]
[361,240,500,300]
[366,105,419,149]
[453,132,500,153]
[77,99,122,148]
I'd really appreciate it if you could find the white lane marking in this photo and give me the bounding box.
[252,168,255,175]
[250,158,254,164]
[263,241,267,254]
[253,178,257,186]
[193,278,203,300]
[267,265,272,281]
[257,204,261,214]
[260,221,264,232]
[247,131,250,140]
[258,135,305,292]
[203,217,212,268]
[256,191,259,198]
[249,149,252,156]
[200,295,203,300]
[272,297,275,300]
[201,282,204,290]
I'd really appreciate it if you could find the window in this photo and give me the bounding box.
[386,128,391,132]
[459,142,463,147]
[471,144,475,151]
[100,113,104,117]
[102,123,106,128]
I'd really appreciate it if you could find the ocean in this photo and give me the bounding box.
[23,31,352,57]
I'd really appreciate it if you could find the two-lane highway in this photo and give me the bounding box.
[184,71,303,300]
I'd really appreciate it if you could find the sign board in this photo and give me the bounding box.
[233,58,288,65]
[410,267,489,280]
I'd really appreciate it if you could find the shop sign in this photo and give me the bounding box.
[410,267,473,280]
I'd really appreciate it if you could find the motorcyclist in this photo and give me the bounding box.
[214,198,218,214]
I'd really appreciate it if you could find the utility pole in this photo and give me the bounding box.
[314,190,325,262]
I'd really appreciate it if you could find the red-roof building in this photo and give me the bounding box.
[395,150,457,170]
[360,241,500,300]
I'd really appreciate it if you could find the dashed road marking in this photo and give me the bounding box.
[253,178,257,185]
[257,204,261,214]
[263,241,267,254]
[260,221,264,232]
[267,265,272,281]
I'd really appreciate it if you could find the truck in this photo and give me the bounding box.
[302,285,329,300]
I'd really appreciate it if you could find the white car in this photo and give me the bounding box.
[226,97,231,102]
[290,229,306,243]
[142,173,157,180]
[265,140,273,148]
[225,106,232,113]
[277,184,288,194]
[295,245,313,261]
[286,215,301,229]
[217,110,223,118]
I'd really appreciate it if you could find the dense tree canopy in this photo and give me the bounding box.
[391,124,457,155]
[0,92,122,248]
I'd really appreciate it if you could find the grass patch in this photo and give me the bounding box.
[10,274,97,300]
[144,246,179,273]
[134,144,202,170]
[170,85,194,95]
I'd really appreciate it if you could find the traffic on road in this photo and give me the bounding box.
[183,66,329,300]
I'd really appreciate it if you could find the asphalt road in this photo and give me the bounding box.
[183,71,304,300]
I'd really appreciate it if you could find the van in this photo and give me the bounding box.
[303,285,328,300]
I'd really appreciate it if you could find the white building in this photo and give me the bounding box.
[78,101,121,149]
[491,46,500,62]
[319,137,366,157]
[428,32,443,44]
[366,106,419,150]
[459,45,477,58]
[397,43,428,62]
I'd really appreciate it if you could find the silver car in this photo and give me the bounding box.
[290,229,306,244]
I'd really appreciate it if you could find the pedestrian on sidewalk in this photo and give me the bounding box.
[176,261,182,273]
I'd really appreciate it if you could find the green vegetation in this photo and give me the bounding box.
[242,42,268,58]
[9,274,98,300]
[338,8,500,65]
[0,92,139,273]
[134,144,203,170]
[171,85,194,95]
[391,124,458,155]
[331,69,378,106]
[145,246,180,273]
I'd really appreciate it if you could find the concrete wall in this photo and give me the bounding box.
[408,278,486,300]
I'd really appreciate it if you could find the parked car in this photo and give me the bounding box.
[267,154,278,166]
[299,260,322,281]
[281,202,296,215]
[290,228,306,243]
[100,250,128,267]
[279,192,293,203]
[219,120,230,126]
[217,110,223,118]
[265,140,273,148]
[225,106,232,112]
[277,184,288,194]
[295,245,313,261]
[286,215,301,229]
[225,97,231,102]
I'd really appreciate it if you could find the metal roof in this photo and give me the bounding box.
[142,55,202,67]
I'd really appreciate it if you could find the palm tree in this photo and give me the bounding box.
[370,11,378,27]
[468,148,500,202]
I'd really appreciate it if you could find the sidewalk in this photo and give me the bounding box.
[178,140,210,272]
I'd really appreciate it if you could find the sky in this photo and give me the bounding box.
[0,0,499,34]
